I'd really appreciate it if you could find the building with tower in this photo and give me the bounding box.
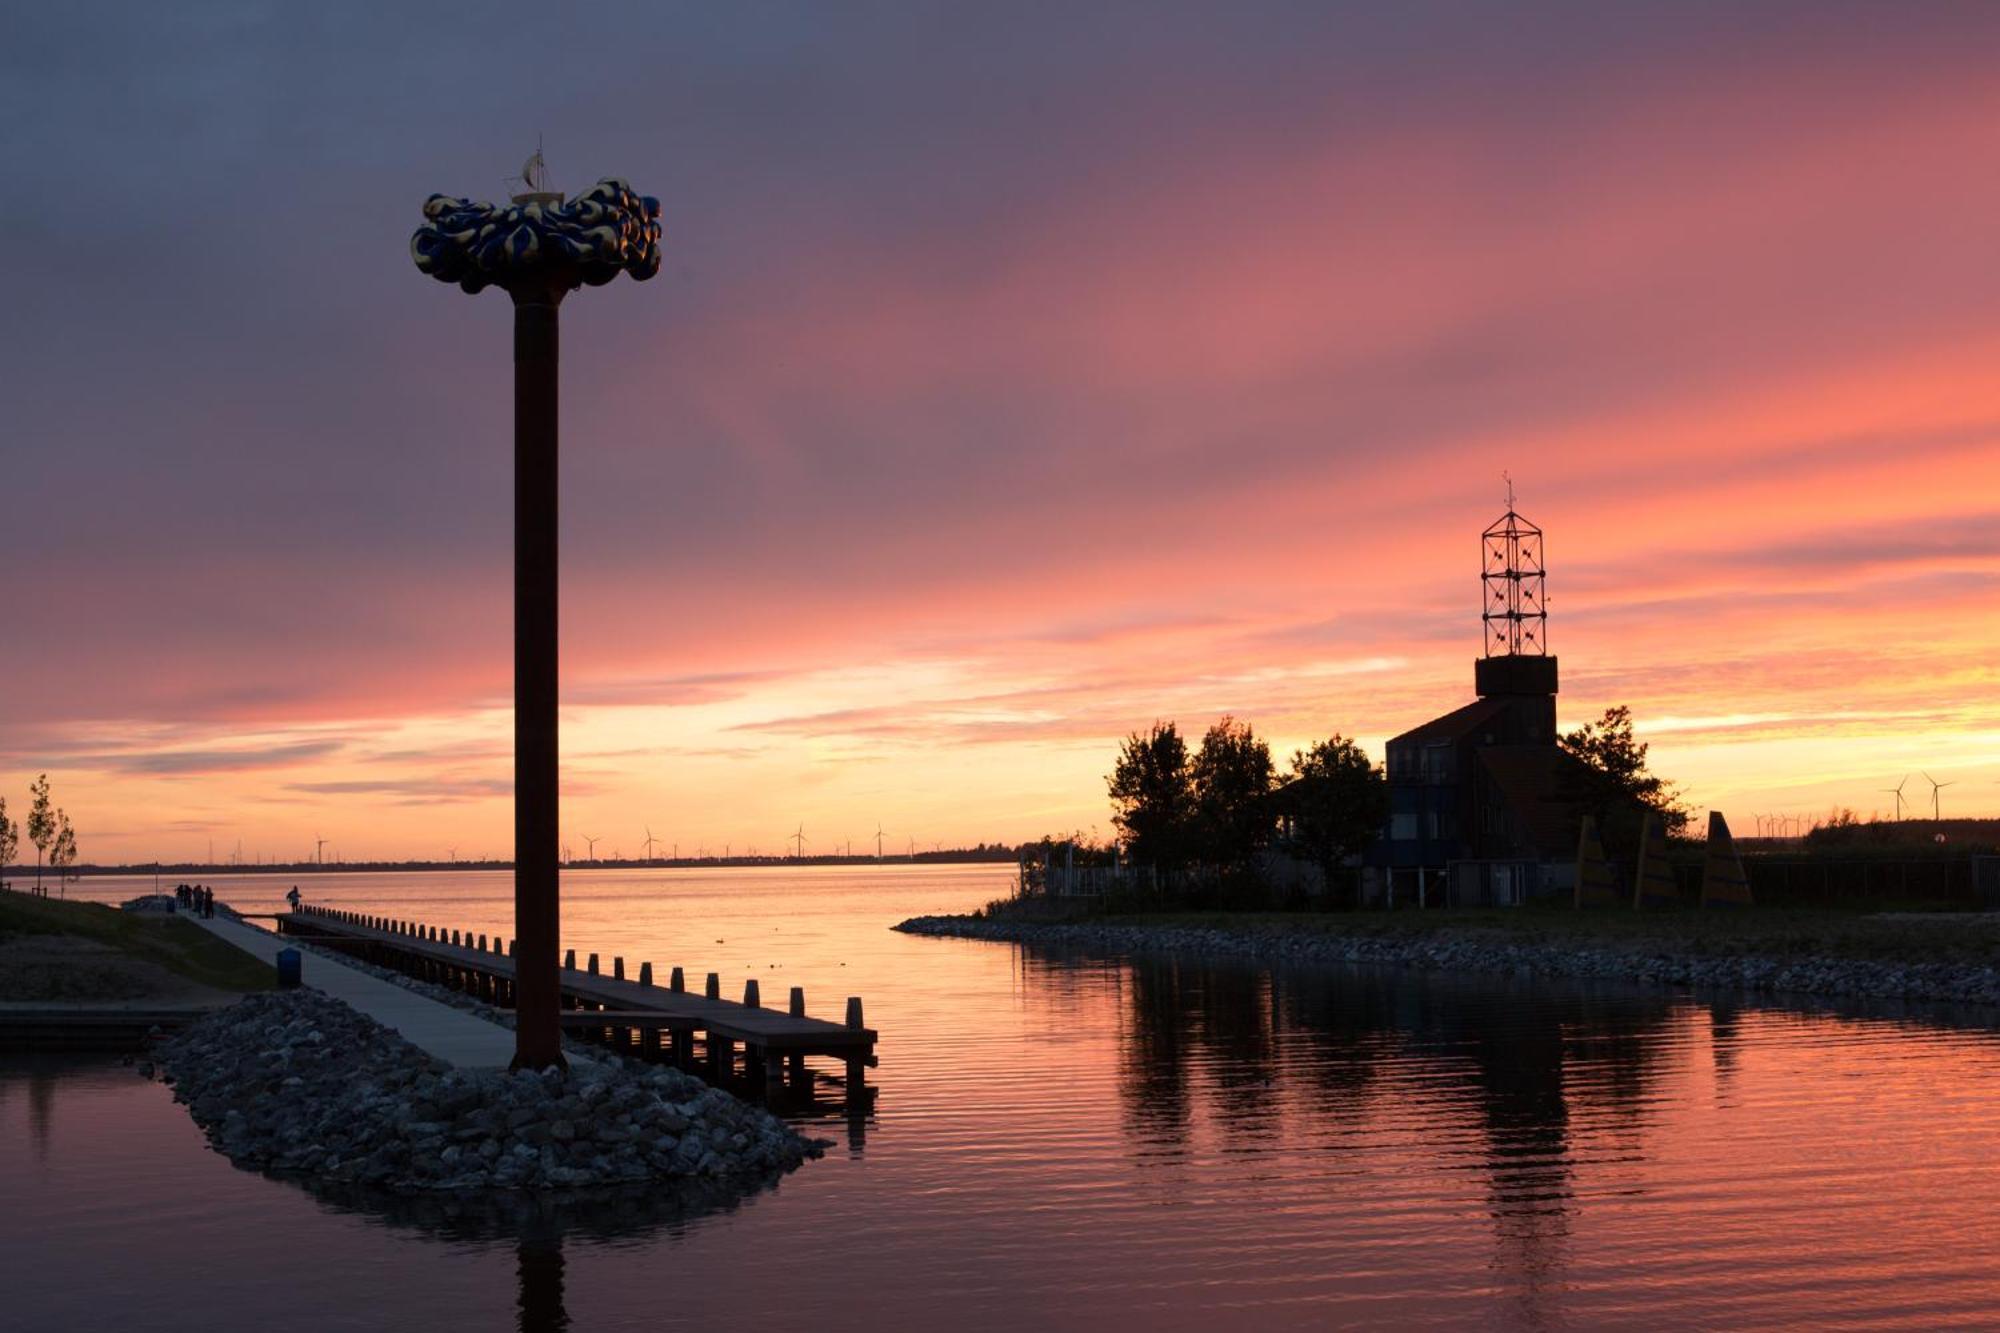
[1365,497,1603,906]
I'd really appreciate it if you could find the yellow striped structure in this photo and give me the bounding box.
[1632,812,1679,909]
[1700,810,1754,907]
[1575,815,1620,907]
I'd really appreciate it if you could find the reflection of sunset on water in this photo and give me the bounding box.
[12,868,2000,1326]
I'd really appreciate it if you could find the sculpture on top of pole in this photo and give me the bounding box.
[412,159,662,1071]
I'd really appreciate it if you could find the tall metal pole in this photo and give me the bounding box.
[512,279,565,1070]
[413,174,662,1074]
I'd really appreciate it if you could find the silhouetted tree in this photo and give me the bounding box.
[1283,735,1388,907]
[1109,723,1195,868]
[1559,706,1689,838]
[26,774,54,897]
[0,796,15,889]
[1191,716,1275,869]
[50,811,77,897]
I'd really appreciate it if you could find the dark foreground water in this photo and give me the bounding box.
[9,866,2000,1330]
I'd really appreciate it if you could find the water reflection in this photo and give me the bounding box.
[303,1172,786,1332]
[1027,943,1952,1322]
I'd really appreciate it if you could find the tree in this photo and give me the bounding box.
[0,796,16,889]
[1283,735,1388,907]
[1108,722,1195,869]
[1559,706,1690,837]
[50,811,77,897]
[26,774,54,897]
[1190,716,1275,869]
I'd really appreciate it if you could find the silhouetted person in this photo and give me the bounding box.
[286,885,302,911]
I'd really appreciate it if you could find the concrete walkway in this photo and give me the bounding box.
[189,912,534,1070]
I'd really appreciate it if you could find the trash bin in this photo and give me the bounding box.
[276,947,302,990]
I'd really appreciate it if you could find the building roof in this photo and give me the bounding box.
[1386,697,1510,748]
[1476,745,1595,857]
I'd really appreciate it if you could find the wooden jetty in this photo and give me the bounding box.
[278,905,877,1094]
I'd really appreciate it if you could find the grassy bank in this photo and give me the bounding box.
[0,890,274,997]
[983,903,2000,969]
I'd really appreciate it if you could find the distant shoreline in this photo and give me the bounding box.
[893,910,2000,1011]
[19,853,1019,880]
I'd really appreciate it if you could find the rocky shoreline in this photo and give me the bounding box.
[156,988,824,1195]
[894,914,2000,1009]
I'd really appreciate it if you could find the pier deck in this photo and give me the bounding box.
[277,906,876,1087]
[189,913,537,1070]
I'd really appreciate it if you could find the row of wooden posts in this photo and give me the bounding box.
[294,904,867,1092]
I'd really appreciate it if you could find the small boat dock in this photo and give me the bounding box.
[277,905,877,1095]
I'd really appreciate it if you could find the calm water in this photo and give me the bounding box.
[8,865,2000,1330]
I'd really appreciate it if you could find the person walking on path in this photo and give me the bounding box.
[286,885,302,911]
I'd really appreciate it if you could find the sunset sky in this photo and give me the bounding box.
[6,3,1998,863]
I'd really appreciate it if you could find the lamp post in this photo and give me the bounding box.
[412,172,662,1070]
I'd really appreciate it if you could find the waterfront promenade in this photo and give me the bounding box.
[188,912,541,1070]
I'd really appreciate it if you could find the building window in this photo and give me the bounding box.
[1421,744,1453,784]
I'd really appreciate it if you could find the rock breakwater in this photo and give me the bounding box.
[158,989,823,1193]
[894,915,2000,1009]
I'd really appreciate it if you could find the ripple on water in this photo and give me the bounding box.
[17,866,2000,1331]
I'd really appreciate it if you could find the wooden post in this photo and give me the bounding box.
[670,966,684,992]
[743,979,760,1008]
[508,278,566,1073]
[789,986,805,1017]
[845,996,864,1029]
[563,948,575,971]
[638,961,652,986]
[587,952,599,975]
[705,972,719,1000]
[613,956,624,980]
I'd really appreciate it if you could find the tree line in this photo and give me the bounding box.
[1088,705,1685,907]
[1106,717,1387,904]
[0,774,79,897]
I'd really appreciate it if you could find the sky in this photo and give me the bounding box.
[4,2,1998,863]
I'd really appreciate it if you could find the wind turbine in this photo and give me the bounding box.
[1880,776,1910,822]
[875,823,885,859]
[1924,772,1957,821]
[907,835,916,859]
[447,846,458,863]
[315,835,328,866]
[791,824,807,859]
[641,826,659,861]
[582,833,601,862]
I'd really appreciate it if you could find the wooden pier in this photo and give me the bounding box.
[277,906,877,1095]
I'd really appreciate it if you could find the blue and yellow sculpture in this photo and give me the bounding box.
[1700,811,1754,907]
[1575,815,1620,907]
[1632,811,1679,909]
[412,178,662,294]
[409,162,662,1071]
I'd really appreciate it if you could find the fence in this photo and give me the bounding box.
[1744,857,1984,908]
